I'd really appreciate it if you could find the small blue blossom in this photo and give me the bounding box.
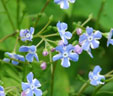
[53,44,79,68]
[79,27,102,51]
[19,45,39,62]
[54,0,76,9]
[0,86,5,96]
[89,65,105,86]
[107,29,113,47]
[4,52,25,65]
[57,21,72,44]
[22,72,42,96]
[20,27,34,42]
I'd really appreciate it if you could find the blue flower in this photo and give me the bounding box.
[107,29,113,47]
[89,65,105,86]
[19,45,39,62]
[3,52,25,65]
[22,72,42,96]
[54,0,76,9]
[53,44,79,68]
[79,27,102,51]
[20,27,34,42]
[57,21,72,44]
[0,86,5,96]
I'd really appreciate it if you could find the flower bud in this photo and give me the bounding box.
[40,62,47,70]
[42,51,48,56]
[76,28,82,35]
[51,48,55,52]
[21,91,26,96]
[74,45,83,54]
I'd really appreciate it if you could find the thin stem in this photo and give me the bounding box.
[17,0,20,29]
[1,0,16,31]
[0,32,17,43]
[44,33,59,38]
[95,0,106,28]
[34,0,51,27]
[13,36,19,53]
[77,80,89,96]
[36,39,44,47]
[50,56,57,96]
[81,14,93,27]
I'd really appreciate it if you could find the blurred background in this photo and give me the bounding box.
[0,0,113,96]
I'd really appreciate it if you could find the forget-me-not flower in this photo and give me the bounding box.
[20,27,34,42]
[3,52,25,65]
[57,21,72,44]
[107,29,113,47]
[54,0,76,9]
[79,27,102,51]
[19,45,39,62]
[22,72,42,96]
[89,65,105,86]
[53,44,79,68]
[0,86,5,96]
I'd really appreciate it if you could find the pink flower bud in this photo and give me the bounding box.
[51,48,55,52]
[21,91,26,96]
[74,45,83,54]
[40,62,47,70]
[42,51,48,56]
[76,28,82,35]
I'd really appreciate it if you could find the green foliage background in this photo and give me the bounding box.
[0,0,113,96]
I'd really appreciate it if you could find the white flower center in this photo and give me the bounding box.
[63,52,68,57]
[93,76,98,80]
[26,33,31,38]
[88,36,93,41]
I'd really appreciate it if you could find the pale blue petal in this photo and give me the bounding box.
[93,31,102,39]
[26,90,33,96]
[57,21,67,31]
[55,45,64,53]
[79,33,87,43]
[3,58,10,63]
[0,86,4,91]
[33,79,41,87]
[5,52,13,58]
[54,0,61,4]
[69,53,79,62]
[22,82,30,90]
[29,45,36,53]
[62,36,68,44]
[107,39,113,47]
[12,60,19,65]
[60,0,69,9]
[87,48,93,58]
[86,27,93,36]
[61,58,70,68]
[91,40,99,49]
[65,31,72,39]
[26,53,34,62]
[88,72,93,80]
[90,80,98,86]
[66,44,74,52]
[19,46,29,52]
[30,27,34,34]
[93,65,102,75]
[34,53,39,62]
[27,72,33,84]
[69,0,76,3]
[34,88,42,96]
[14,54,25,62]
[82,41,90,50]
[53,54,63,61]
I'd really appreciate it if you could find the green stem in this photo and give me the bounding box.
[36,39,44,47]
[34,0,51,27]
[77,80,89,96]
[13,36,19,53]
[95,0,106,28]
[1,0,16,31]
[44,33,59,38]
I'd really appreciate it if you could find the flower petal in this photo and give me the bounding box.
[57,21,67,31]
[34,53,39,62]
[12,60,19,65]
[34,88,42,96]
[107,39,113,47]
[65,31,72,39]
[93,31,102,39]
[91,40,99,49]
[87,48,93,58]
[89,72,93,80]
[54,0,61,4]
[93,65,102,75]
[27,72,33,84]
[3,58,10,63]
[33,79,41,87]
[66,44,74,52]
[69,53,79,62]
[79,33,87,43]
[55,45,64,53]
[61,58,70,68]
[53,54,63,61]
[82,41,90,50]
[60,0,69,9]
[22,82,30,90]
[86,27,93,36]
[29,45,36,53]
[26,53,34,62]
[69,0,76,3]
[26,90,33,96]
[19,46,29,52]
[14,54,25,62]
[90,80,98,86]
[30,27,34,34]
